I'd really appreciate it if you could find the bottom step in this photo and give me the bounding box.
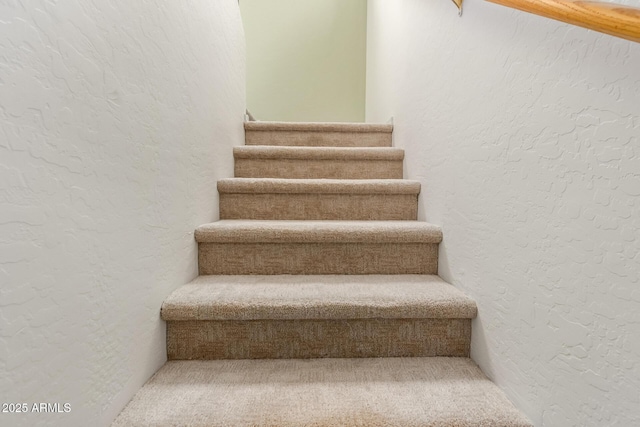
[113,357,532,427]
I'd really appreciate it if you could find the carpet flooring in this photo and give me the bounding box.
[112,357,532,427]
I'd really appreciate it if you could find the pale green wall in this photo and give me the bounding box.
[240,0,367,122]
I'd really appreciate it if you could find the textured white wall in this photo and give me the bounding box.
[366,1,640,425]
[602,0,640,7]
[0,1,244,425]
[240,0,367,122]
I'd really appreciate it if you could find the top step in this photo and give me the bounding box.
[245,121,393,147]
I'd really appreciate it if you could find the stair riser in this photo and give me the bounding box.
[167,318,470,360]
[245,130,392,147]
[198,243,438,275]
[234,159,403,179]
[219,194,418,220]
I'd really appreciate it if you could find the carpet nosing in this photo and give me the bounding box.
[161,275,477,321]
[194,220,443,244]
[233,146,404,160]
[217,178,421,194]
[244,121,393,133]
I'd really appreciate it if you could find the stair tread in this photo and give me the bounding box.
[234,145,404,160]
[112,357,532,427]
[161,275,476,321]
[245,121,393,133]
[218,178,420,194]
[195,220,442,243]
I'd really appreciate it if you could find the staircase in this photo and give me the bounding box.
[113,122,532,426]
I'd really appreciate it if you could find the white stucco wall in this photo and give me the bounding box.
[0,1,245,425]
[366,1,640,425]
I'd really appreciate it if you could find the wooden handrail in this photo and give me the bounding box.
[486,0,640,43]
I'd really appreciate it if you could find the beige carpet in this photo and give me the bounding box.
[234,146,404,179]
[161,275,476,321]
[162,275,476,360]
[218,178,420,220]
[220,193,419,220]
[233,146,404,160]
[244,121,394,133]
[113,121,532,424]
[244,121,393,147]
[217,178,420,194]
[198,242,438,275]
[194,220,442,243]
[112,357,533,427]
[166,318,472,360]
[195,221,442,275]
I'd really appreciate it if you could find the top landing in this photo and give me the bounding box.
[244,121,393,147]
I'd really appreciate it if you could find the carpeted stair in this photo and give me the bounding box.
[218,178,420,220]
[113,121,532,426]
[234,146,405,179]
[196,220,441,275]
[244,121,393,146]
[162,275,474,360]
